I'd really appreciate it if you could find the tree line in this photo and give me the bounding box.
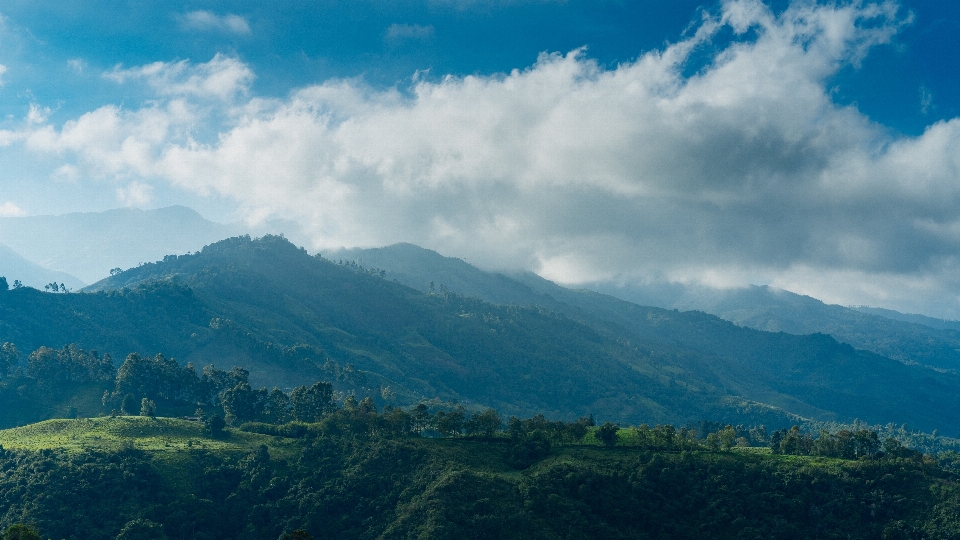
[0,341,937,466]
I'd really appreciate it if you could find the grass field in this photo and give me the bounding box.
[0,416,290,455]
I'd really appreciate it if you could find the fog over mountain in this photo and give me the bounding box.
[0,206,305,284]
[0,244,85,290]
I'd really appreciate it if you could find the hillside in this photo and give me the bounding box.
[3,236,960,432]
[593,281,960,372]
[0,417,958,539]
[333,243,960,373]
[0,243,86,290]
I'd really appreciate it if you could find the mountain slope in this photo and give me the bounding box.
[592,282,960,372]
[4,236,959,432]
[0,206,306,284]
[334,243,960,372]
[0,244,85,290]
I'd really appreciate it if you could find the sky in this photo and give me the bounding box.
[1,0,960,317]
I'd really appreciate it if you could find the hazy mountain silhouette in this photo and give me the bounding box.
[330,243,960,373]
[0,206,304,284]
[0,244,85,290]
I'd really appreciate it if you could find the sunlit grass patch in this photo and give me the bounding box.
[0,416,282,455]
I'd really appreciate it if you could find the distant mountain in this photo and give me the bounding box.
[329,244,960,373]
[851,305,960,332]
[0,206,304,284]
[5,235,945,433]
[590,282,960,372]
[0,244,85,290]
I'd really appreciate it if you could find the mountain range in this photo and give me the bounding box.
[0,235,957,434]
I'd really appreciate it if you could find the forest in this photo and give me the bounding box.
[2,342,960,538]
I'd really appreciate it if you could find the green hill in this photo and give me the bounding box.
[0,417,959,539]
[2,235,960,433]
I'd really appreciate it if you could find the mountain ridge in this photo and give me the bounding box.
[8,235,950,433]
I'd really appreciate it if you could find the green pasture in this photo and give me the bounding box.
[0,416,289,455]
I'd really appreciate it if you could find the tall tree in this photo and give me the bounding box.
[596,422,620,448]
[0,342,19,379]
[291,381,335,422]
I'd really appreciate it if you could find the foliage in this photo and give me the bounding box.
[2,524,42,540]
[0,414,958,539]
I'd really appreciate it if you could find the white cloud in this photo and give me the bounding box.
[104,54,254,100]
[177,11,251,35]
[116,181,153,207]
[0,64,6,85]
[21,0,960,317]
[51,164,81,183]
[0,202,25,217]
[385,24,435,42]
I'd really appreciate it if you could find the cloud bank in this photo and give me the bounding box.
[16,0,960,317]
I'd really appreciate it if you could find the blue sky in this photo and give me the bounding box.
[2,0,960,316]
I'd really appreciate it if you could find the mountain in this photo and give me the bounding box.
[0,235,954,433]
[330,244,960,374]
[852,305,960,332]
[0,206,305,284]
[0,244,86,290]
[591,282,960,372]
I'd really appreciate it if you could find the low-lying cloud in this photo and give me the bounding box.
[15,0,960,317]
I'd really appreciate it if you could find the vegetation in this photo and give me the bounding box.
[1,406,960,539]
[1,235,959,436]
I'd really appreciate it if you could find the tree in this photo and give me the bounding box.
[596,422,620,448]
[221,382,266,425]
[435,406,466,437]
[467,409,502,437]
[0,276,7,291]
[290,381,334,422]
[0,342,20,379]
[140,398,156,417]
[507,430,551,469]
[205,414,226,438]
[121,394,138,415]
[11,280,22,289]
[410,404,431,435]
[3,524,42,540]
[719,425,737,451]
[263,388,291,424]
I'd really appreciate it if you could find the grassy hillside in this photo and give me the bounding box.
[0,417,271,454]
[1,418,959,539]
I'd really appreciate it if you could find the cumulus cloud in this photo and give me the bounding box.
[177,11,251,35]
[19,0,960,317]
[104,54,254,100]
[0,202,25,217]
